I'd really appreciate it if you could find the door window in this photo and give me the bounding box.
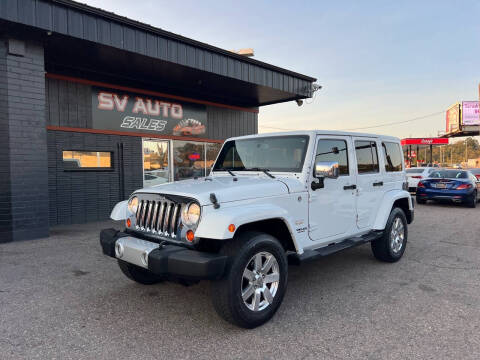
[355,140,379,174]
[382,142,403,172]
[315,139,349,175]
[143,140,170,186]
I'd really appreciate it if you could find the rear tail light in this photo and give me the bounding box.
[411,176,423,179]
[417,181,425,188]
[456,184,472,190]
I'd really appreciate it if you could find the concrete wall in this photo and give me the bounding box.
[0,38,49,242]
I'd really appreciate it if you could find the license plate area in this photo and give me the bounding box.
[435,183,447,189]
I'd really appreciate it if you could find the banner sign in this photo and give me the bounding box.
[401,138,449,146]
[445,103,460,133]
[461,101,480,126]
[92,87,207,137]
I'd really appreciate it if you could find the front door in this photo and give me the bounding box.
[308,136,357,242]
[353,138,384,229]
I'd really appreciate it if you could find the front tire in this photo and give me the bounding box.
[371,207,408,263]
[211,232,288,328]
[117,260,164,285]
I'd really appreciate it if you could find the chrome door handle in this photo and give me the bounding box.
[343,184,357,190]
[373,181,383,187]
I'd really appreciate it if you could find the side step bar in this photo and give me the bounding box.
[288,231,383,265]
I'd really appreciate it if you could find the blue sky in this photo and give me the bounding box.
[84,0,480,140]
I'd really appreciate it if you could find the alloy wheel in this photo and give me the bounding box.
[241,251,280,311]
[390,217,405,254]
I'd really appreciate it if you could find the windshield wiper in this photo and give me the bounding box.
[244,167,275,179]
[218,167,236,177]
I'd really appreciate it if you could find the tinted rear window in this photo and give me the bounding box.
[382,142,403,172]
[430,170,468,179]
[406,168,422,174]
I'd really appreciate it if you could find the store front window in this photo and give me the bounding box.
[206,142,223,176]
[173,141,206,181]
[143,139,170,187]
[142,139,223,185]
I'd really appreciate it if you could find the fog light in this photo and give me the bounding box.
[186,230,195,242]
[141,250,149,266]
[115,242,124,258]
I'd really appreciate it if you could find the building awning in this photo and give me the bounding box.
[0,0,317,108]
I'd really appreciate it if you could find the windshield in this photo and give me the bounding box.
[213,135,309,173]
[430,170,468,179]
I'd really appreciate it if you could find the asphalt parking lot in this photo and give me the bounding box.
[1,202,480,360]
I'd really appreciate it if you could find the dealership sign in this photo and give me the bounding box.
[92,87,207,136]
[401,138,449,146]
[462,101,480,126]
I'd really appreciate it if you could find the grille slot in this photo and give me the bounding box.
[136,199,182,237]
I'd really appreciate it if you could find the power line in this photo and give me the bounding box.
[259,110,445,132]
[340,111,445,131]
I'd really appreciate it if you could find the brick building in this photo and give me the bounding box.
[0,0,316,241]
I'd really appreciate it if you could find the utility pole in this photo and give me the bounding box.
[465,138,468,164]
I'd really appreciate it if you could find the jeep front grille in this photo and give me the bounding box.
[135,199,182,237]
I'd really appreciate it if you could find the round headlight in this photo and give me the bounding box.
[181,202,201,226]
[127,196,139,214]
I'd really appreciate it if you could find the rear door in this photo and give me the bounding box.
[380,141,404,192]
[354,138,384,229]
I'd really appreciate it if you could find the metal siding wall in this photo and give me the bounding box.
[2,1,312,97]
[206,106,258,140]
[0,0,310,96]
[46,77,91,128]
[48,131,143,225]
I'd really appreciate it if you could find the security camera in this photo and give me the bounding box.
[296,99,303,106]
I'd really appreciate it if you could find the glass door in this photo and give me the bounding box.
[142,139,170,187]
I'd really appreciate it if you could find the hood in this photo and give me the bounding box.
[133,175,295,206]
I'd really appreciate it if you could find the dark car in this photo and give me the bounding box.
[416,169,480,208]
[470,168,480,181]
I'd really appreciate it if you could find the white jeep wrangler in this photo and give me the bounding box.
[100,131,414,328]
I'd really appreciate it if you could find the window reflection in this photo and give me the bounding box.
[173,141,206,181]
[62,151,112,169]
[143,140,170,187]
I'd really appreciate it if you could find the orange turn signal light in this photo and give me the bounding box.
[228,224,236,233]
[126,218,131,228]
[186,230,195,242]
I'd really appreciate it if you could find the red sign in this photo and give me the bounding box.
[446,103,460,133]
[401,138,449,146]
[188,153,201,161]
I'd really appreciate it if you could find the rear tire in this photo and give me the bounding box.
[371,207,408,263]
[117,260,164,285]
[466,191,477,208]
[211,231,288,328]
[416,197,426,204]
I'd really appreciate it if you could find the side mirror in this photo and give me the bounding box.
[311,161,339,190]
[314,161,339,179]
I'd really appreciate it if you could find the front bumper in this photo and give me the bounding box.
[100,228,227,280]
